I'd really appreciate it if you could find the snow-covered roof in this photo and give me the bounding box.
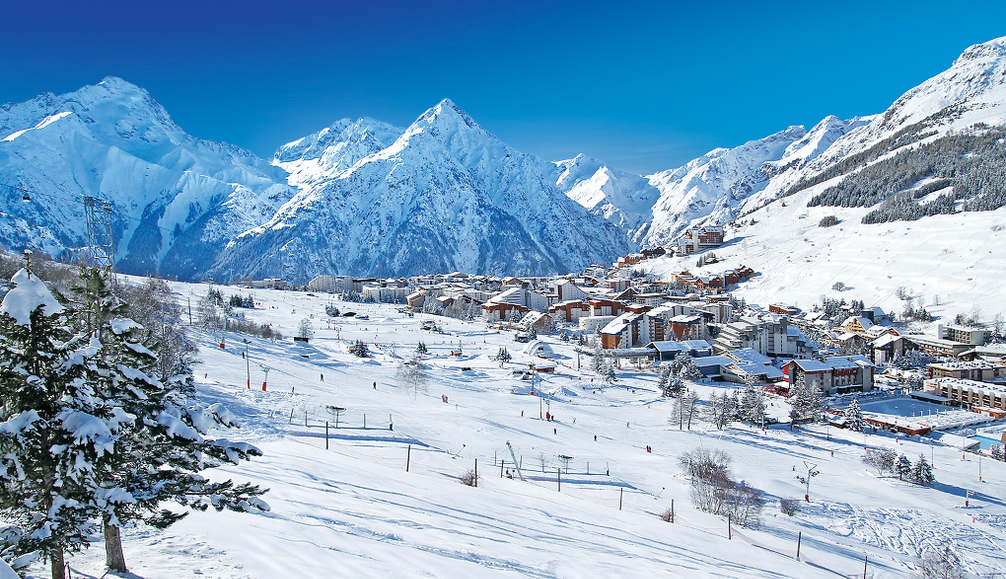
[0,268,63,327]
[872,333,902,348]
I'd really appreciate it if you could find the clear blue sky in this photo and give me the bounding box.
[1,0,1004,173]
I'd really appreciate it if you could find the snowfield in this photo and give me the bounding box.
[34,279,1006,578]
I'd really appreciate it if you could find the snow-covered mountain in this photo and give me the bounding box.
[638,36,1006,319]
[552,154,659,243]
[207,99,636,281]
[0,77,295,279]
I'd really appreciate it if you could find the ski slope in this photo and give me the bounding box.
[40,280,1006,578]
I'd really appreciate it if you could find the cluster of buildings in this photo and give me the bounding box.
[295,227,1005,407]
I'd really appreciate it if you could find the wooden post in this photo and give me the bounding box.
[586,461,589,475]
[304,410,308,427]
[475,458,478,487]
[796,531,802,559]
[406,445,411,472]
[671,499,674,523]
[389,413,393,430]
[863,554,868,578]
[557,468,561,492]
[500,459,505,478]
[289,408,294,423]
[364,413,367,429]
[325,421,329,450]
[619,487,623,510]
[728,514,732,539]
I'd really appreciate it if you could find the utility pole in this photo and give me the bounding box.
[244,339,250,388]
[796,461,819,502]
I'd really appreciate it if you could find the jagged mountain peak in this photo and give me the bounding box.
[274,116,401,167]
[953,36,1006,66]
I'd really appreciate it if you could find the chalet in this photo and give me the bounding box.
[769,304,800,316]
[838,316,875,337]
[781,355,875,395]
[871,333,904,364]
[406,291,427,308]
[518,311,554,332]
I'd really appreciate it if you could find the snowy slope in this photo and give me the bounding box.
[553,154,659,243]
[635,37,1006,321]
[41,280,1006,578]
[642,115,869,247]
[210,100,636,281]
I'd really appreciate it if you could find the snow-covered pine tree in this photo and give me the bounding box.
[992,445,1005,461]
[788,374,807,427]
[69,268,268,573]
[591,345,605,374]
[601,362,617,385]
[896,454,913,481]
[844,398,864,431]
[740,384,766,426]
[913,455,935,485]
[0,264,113,579]
[659,364,684,398]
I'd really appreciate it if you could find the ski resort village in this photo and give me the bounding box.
[4,7,1006,578]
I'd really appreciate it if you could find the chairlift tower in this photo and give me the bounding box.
[83,195,116,270]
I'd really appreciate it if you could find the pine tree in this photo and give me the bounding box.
[844,398,864,431]
[992,445,1005,461]
[658,365,684,398]
[913,455,935,485]
[896,454,913,481]
[70,268,268,573]
[592,345,605,374]
[0,264,109,579]
[601,363,617,385]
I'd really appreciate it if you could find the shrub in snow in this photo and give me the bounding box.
[679,448,763,527]
[818,215,839,227]
[779,498,801,516]
[459,470,477,487]
[659,508,674,522]
[918,544,965,579]
[862,448,898,476]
